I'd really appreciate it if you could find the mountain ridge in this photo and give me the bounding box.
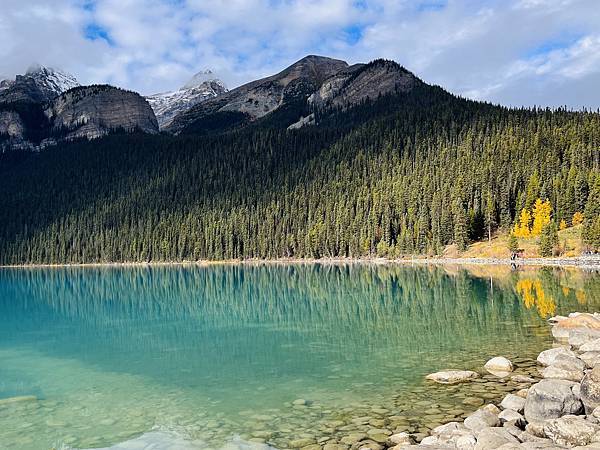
[146,70,228,129]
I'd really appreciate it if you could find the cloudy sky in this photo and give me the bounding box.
[2,0,600,107]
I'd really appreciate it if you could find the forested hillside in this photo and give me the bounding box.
[0,84,599,264]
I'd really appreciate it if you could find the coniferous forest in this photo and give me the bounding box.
[0,85,599,264]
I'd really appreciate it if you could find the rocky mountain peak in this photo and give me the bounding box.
[146,70,228,129]
[182,70,225,90]
[25,64,80,99]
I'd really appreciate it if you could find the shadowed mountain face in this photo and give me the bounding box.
[164,55,419,135]
[0,73,158,150]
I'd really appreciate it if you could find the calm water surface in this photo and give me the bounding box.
[0,264,599,450]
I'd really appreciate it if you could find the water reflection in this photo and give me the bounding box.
[0,264,598,450]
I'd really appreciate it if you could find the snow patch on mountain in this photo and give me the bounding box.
[25,64,80,98]
[146,70,227,129]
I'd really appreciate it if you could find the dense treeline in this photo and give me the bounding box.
[0,87,599,264]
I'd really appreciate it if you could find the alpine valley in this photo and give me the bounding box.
[0,55,599,264]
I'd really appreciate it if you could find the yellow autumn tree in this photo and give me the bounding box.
[572,211,584,226]
[531,198,552,236]
[513,208,532,238]
[559,219,567,231]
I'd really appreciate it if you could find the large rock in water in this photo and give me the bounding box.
[425,370,479,384]
[45,85,158,140]
[484,357,514,374]
[581,366,600,413]
[524,379,583,423]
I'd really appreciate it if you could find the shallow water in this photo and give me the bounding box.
[0,263,599,450]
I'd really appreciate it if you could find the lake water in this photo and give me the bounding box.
[1,263,599,450]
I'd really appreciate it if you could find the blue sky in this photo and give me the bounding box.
[2,0,600,108]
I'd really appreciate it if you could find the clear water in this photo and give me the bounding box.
[0,263,599,450]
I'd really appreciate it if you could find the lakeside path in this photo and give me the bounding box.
[2,256,600,269]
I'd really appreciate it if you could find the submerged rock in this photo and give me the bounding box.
[426,370,480,384]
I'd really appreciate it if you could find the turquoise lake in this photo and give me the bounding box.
[1,264,599,450]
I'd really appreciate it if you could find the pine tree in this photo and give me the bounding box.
[539,221,559,257]
[453,199,469,252]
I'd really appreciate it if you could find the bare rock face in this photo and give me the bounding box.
[309,59,419,110]
[46,85,158,140]
[0,110,24,138]
[166,55,348,134]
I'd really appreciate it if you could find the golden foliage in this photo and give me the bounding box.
[559,219,567,231]
[516,278,556,318]
[531,198,552,236]
[513,208,532,238]
[573,211,584,226]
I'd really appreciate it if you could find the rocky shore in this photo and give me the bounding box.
[394,312,600,449]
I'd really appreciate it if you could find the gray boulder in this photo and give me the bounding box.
[464,407,500,434]
[580,352,600,369]
[543,415,600,447]
[581,367,600,413]
[581,339,600,353]
[537,347,577,367]
[473,427,519,450]
[569,329,600,349]
[524,379,583,422]
[542,354,585,382]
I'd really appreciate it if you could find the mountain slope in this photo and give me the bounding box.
[0,67,158,149]
[146,71,227,129]
[165,55,350,134]
[1,55,599,264]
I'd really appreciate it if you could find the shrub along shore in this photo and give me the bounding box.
[393,312,600,449]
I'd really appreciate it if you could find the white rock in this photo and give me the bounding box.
[484,357,514,373]
[498,409,524,424]
[581,338,600,353]
[569,329,600,349]
[388,432,412,445]
[464,407,500,434]
[474,427,519,450]
[426,370,479,384]
[537,347,577,367]
[500,394,526,413]
[580,352,600,369]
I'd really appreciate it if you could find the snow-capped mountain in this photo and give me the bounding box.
[146,70,227,129]
[25,64,80,99]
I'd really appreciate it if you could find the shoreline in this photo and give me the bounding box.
[2,255,600,269]
[399,311,600,448]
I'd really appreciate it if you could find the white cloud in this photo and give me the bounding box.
[2,0,600,107]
